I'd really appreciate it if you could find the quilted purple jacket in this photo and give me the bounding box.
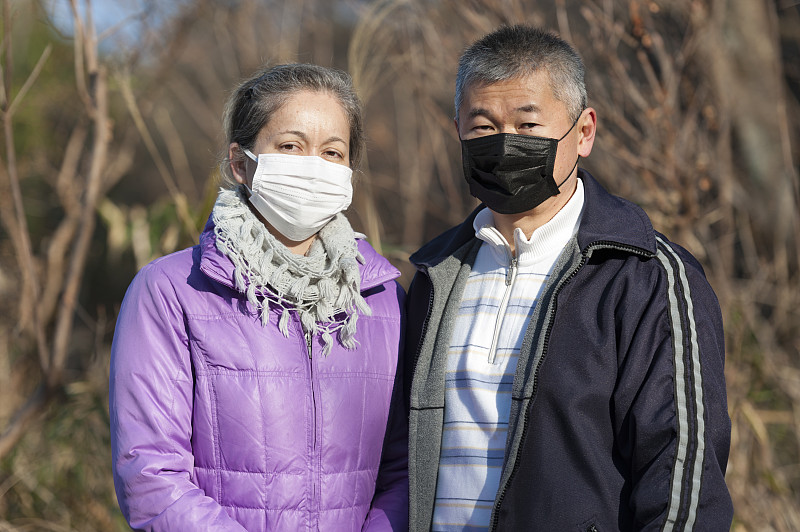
[110,218,408,531]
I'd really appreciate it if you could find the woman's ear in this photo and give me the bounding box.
[229,143,248,185]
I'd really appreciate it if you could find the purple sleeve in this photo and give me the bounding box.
[109,263,247,531]
[363,282,409,531]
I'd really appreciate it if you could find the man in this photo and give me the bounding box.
[405,25,733,531]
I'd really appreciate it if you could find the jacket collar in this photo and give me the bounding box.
[410,168,656,269]
[198,215,400,292]
[576,169,655,256]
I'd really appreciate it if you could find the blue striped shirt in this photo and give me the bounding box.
[432,180,585,531]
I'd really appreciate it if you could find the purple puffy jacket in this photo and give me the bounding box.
[110,218,408,531]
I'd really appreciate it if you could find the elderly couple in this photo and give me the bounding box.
[109,25,733,531]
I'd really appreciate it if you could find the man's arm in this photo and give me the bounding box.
[617,238,733,530]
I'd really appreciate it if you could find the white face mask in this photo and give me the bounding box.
[241,149,353,242]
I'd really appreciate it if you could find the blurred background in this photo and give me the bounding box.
[0,0,798,529]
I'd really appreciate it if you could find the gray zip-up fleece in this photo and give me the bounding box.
[404,169,733,531]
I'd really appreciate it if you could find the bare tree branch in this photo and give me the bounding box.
[118,71,200,241]
[0,3,49,375]
[0,0,12,111]
[0,384,48,460]
[5,44,51,117]
[49,63,110,388]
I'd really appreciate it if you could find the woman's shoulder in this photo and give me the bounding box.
[138,245,199,281]
[355,239,405,323]
[124,245,203,303]
[356,238,402,290]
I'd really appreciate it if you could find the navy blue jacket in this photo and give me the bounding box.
[405,170,733,531]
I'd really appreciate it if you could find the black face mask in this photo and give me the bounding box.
[460,117,579,214]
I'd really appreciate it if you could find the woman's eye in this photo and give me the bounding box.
[280,143,301,152]
[323,149,343,159]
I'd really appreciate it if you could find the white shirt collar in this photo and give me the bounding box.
[472,178,585,266]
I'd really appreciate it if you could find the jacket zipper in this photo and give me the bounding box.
[306,329,319,526]
[488,255,517,364]
[411,266,434,376]
[489,241,651,531]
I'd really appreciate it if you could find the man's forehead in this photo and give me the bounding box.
[466,69,550,90]
[464,71,552,97]
[463,78,548,103]
[459,71,559,116]
[464,102,542,120]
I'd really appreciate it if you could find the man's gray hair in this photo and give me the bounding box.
[220,63,365,187]
[455,25,587,122]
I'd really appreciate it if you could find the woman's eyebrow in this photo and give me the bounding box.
[271,131,346,145]
[273,130,308,140]
[323,136,347,145]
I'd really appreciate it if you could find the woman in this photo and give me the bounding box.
[110,64,407,531]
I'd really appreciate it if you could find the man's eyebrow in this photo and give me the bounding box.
[467,107,494,120]
[516,103,541,114]
[466,103,541,120]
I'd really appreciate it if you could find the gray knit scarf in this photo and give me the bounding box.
[212,188,371,355]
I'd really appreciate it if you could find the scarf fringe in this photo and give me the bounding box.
[212,188,371,355]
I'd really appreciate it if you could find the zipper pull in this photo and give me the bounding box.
[306,330,313,359]
[506,257,518,286]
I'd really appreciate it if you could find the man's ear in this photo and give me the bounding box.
[577,108,597,158]
[453,116,461,139]
[229,143,248,185]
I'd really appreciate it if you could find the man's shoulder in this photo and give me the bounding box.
[409,206,482,268]
[580,173,712,289]
[578,170,657,256]
[652,232,711,292]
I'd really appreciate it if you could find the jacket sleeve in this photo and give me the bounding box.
[363,282,409,531]
[109,262,247,531]
[616,241,733,530]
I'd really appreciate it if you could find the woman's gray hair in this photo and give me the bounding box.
[220,63,365,187]
[455,25,587,122]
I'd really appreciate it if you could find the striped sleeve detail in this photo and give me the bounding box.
[655,236,706,532]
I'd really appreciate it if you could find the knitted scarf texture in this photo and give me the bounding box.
[212,188,371,355]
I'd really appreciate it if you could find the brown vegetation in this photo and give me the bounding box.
[0,0,797,530]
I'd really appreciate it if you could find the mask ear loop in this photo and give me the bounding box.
[555,110,584,188]
[236,147,258,198]
[557,156,580,188]
[557,112,582,142]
